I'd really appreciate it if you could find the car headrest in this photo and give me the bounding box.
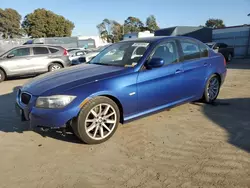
[135,47,146,55]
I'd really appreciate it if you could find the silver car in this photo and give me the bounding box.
[0,45,71,82]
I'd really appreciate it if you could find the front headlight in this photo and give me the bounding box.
[36,95,76,109]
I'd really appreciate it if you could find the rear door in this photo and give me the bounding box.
[31,47,51,73]
[177,39,209,99]
[137,40,184,112]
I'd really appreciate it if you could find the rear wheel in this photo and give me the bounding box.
[0,69,6,82]
[72,96,120,144]
[49,63,62,72]
[203,74,220,103]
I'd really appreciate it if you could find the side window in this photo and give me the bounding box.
[33,47,49,55]
[151,41,179,66]
[199,42,209,58]
[9,48,30,57]
[180,40,200,61]
[49,48,59,53]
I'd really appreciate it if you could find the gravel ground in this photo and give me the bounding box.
[0,59,249,188]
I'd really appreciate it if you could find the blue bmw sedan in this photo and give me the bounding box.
[16,36,227,144]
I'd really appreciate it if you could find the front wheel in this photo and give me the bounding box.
[72,96,120,144]
[203,74,220,103]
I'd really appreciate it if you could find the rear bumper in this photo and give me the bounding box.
[220,70,227,85]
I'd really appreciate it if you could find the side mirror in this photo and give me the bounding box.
[214,46,219,50]
[147,58,164,69]
[7,54,15,58]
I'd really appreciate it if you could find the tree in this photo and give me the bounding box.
[22,9,74,38]
[112,21,123,42]
[124,16,144,34]
[0,8,22,38]
[97,19,123,43]
[146,15,159,32]
[205,18,225,29]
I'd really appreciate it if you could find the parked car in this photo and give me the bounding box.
[206,42,234,62]
[69,49,89,61]
[71,52,99,65]
[71,45,111,65]
[0,45,71,82]
[67,48,82,53]
[15,36,227,144]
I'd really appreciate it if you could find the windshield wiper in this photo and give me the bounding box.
[92,63,118,66]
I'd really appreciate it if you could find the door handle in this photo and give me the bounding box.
[175,69,183,74]
[204,62,208,66]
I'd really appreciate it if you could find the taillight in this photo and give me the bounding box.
[63,49,69,56]
[224,58,226,66]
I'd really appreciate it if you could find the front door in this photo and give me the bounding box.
[137,40,184,112]
[3,47,33,75]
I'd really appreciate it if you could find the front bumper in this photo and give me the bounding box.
[16,92,80,128]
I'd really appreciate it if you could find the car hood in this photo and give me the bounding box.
[22,64,127,96]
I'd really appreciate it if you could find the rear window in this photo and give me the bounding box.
[49,48,59,53]
[33,47,49,55]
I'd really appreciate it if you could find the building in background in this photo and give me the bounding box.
[154,26,212,43]
[212,25,250,58]
[77,36,109,49]
[123,31,154,40]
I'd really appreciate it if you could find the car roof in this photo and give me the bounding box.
[17,44,63,48]
[118,36,198,44]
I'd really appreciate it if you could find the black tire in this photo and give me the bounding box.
[48,63,63,72]
[0,69,6,83]
[203,74,220,104]
[72,96,120,144]
[226,53,232,62]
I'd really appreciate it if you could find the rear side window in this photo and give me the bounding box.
[180,40,200,61]
[199,42,209,58]
[33,47,49,55]
[49,48,59,53]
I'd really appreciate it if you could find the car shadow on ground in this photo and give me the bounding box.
[193,98,250,153]
[0,87,82,144]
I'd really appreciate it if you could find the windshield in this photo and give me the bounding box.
[89,42,149,67]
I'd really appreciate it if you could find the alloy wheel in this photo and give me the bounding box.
[85,103,117,140]
[207,77,219,101]
[51,65,61,71]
